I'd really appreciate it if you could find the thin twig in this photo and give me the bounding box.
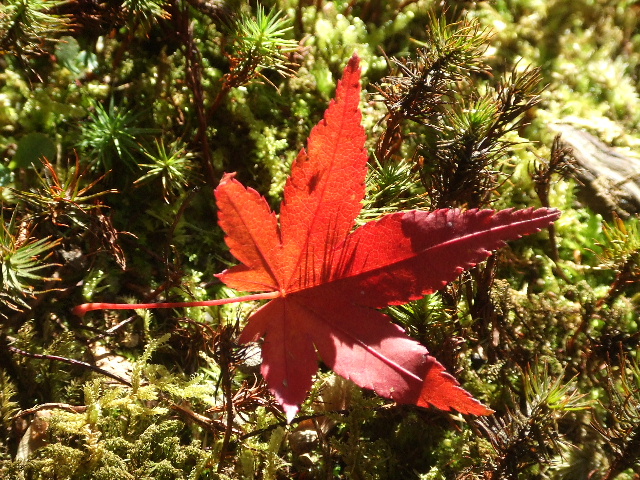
[239,405,397,441]
[216,330,236,473]
[13,403,87,418]
[175,1,217,187]
[8,345,132,387]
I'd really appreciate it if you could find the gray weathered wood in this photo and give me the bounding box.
[551,124,640,218]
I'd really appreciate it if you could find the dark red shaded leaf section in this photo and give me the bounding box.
[323,208,561,308]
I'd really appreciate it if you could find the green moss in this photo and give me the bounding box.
[1,1,640,478]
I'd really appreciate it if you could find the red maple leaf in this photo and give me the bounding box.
[213,54,561,421]
[73,53,560,421]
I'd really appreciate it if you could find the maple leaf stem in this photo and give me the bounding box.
[72,291,281,317]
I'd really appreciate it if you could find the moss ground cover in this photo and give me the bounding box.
[1,1,639,478]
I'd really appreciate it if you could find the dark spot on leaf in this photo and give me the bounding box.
[308,173,321,192]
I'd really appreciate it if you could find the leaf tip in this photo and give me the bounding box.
[283,404,299,424]
[417,358,494,416]
[347,51,360,69]
[217,172,237,188]
[340,52,362,88]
